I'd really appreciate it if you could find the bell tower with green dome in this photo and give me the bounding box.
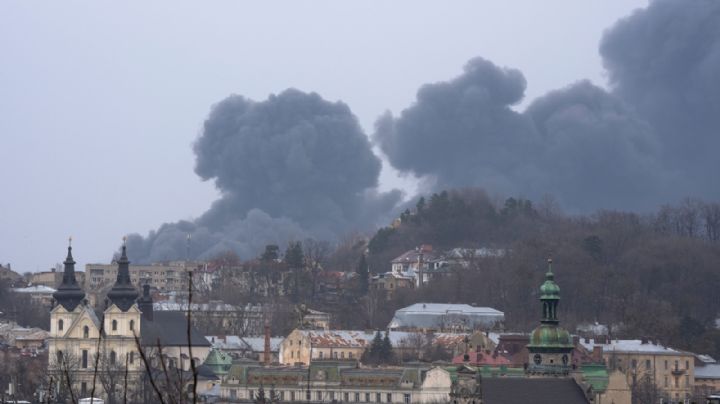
[527,258,574,376]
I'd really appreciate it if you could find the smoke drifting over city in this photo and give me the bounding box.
[128,0,720,262]
[126,90,401,262]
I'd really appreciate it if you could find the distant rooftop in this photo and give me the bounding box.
[388,303,504,330]
[12,285,56,293]
[579,339,685,355]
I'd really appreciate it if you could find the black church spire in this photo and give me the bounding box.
[106,238,139,311]
[52,238,86,311]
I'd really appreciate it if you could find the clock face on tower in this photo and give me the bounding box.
[533,354,542,365]
[562,354,569,365]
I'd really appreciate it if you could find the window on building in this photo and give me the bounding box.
[631,359,637,369]
[316,391,322,400]
[675,377,679,388]
[685,375,689,387]
[249,390,254,399]
[387,393,392,403]
[664,376,668,387]
[291,351,294,359]
[675,360,679,370]
[306,390,311,400]
[110,350,116,365]
[280,391,285,401]
[58,319,64,332]
[230,389,237,399]
[112,319,118,331]
[291,391,295,401]
[344,392,349,402]
[376,393,381,402]
[129,351,134,364]
[329,391,334,400]
[646,359,651,369]
[334,352,338,359]
[82,350,88,368]
[355,393,360,402]
[665,360,668,370]
[404,394,411,404]
[349,352,354,359]
[81,382,87,396]
[56,350,63,363]
[319,351,323,359]
[341,352,345,359]
[686,360,690,369]
[366,393,371,402]
[130,320,135,331]
[83,325,89,339]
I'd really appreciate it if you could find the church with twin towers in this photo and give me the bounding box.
[47,239,210,401]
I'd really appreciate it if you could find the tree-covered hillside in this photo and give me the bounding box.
[366,189,720,357]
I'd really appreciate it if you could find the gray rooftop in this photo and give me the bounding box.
[388,303,504,330]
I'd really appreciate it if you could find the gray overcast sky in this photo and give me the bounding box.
[0,1,646,272]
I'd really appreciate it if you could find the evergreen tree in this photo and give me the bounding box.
[381,330,394,363]
[284,241,305,303]
[356,253,369,294]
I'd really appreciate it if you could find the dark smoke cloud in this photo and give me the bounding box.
[373,58,538,196]
[127,89,401,263]
[374,58,668,211]
[376,0,720,211]
[600,0,720,194]
[525,80,669,210]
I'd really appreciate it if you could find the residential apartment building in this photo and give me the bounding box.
[85,261,202,292]
[30,268,85,289]
[580,337,695,402]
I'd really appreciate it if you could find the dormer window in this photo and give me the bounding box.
[83,325,89,339]
[129,320,135,331]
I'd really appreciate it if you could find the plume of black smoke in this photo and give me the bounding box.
[600,0,720,194]
[376,0,720,211]
[374,58,669,211]
[373,58,538,195]
[127,89,401,263]
[525,80,669,211]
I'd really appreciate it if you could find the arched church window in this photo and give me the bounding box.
[83,325,89,338]
[58,319,64,331]
[112,319,118,331]
[110,350,117,365]
[57,350,63,363]
[129,319,135,331]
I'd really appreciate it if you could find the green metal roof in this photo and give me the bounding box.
[580,364,609,393]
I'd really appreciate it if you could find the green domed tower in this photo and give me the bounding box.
[527,259,574,376]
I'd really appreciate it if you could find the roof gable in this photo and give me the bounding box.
[63,306,101,338]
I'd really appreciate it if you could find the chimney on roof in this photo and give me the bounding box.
[641,336,649,345]
[264,320,271,366]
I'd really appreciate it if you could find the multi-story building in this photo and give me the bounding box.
[220,362,452,403]
[579,337,695,402]
[279,329,482,366]
[85,261,202,293]
[30,268,85,289]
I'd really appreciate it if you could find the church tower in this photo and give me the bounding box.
[102,239,142,380]
[526,259,574,376]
